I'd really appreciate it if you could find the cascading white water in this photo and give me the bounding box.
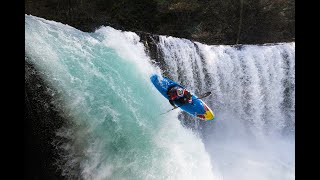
[25,14,294,180]
[25,15,219,180]
[157,36,295,180]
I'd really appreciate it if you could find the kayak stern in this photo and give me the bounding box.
[196,103,215,121]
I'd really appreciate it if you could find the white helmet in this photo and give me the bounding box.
[176,88,184,97]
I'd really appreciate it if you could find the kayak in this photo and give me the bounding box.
[150,74,214,121]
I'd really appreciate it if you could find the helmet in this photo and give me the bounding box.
[176,88,184,97]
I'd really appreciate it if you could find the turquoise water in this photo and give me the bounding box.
[25,14,295,180]
[25,15,217,180]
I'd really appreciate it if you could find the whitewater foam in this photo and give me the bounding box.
[156,36,295,180]
[25,15,217,180]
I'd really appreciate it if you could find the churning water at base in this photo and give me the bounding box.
[25,15,294,180]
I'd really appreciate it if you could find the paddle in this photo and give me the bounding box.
[160,91,212,115]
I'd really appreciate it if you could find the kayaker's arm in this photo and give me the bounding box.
[169,100,178,109]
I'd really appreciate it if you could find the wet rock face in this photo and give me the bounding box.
[25,0,294,45]
[25,60,65,180]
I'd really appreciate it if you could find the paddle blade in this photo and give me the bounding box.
[199,92,211,98]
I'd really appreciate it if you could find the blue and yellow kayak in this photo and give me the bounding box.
[150,74,214,121]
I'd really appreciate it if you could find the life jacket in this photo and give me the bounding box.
[168,87,186,100]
